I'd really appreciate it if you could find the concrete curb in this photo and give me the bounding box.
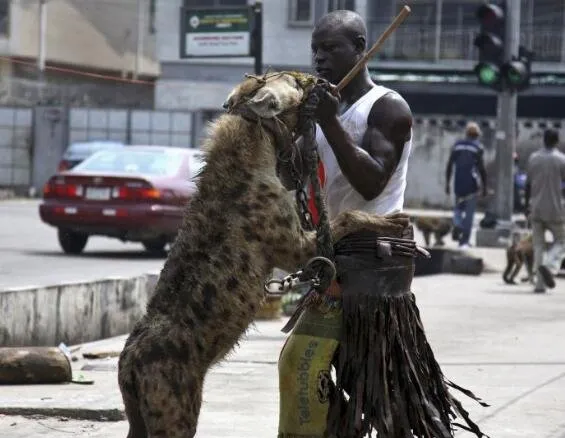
[0,407,124,422]
[0,272,160,347]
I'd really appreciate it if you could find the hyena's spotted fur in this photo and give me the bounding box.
[117,72,410,438]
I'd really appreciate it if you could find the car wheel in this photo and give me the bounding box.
[58,228,89,254]
[142,238,167,255]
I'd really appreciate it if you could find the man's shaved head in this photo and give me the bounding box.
[313,10,367,49]
[311,10,368,83]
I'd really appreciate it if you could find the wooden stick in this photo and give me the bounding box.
[335,5,412,92]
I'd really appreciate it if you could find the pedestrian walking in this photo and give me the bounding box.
[525,128,565,293]
[445,121,488,248]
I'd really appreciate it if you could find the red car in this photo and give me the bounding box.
[39,145,205,255]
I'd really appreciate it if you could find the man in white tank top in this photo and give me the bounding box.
[278,10,488,438]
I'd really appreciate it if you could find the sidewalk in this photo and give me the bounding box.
[1,271,564,438]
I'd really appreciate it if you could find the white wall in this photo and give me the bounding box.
[5,0,159,76]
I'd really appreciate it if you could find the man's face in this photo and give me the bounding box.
[311,26,361,85]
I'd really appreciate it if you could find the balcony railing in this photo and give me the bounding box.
[368,23,565,64]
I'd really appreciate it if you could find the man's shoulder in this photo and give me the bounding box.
[372,86,410,110]
[368,86,412,128]
[554,149,565,161]
[527,149,546,169]
[453,139,482,151]
[528,149,544,161]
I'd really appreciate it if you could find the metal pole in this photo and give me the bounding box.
[561,2,565,63]
[38,0,47,79]
[493,0,520,232]
[134,0,145,79]
[433,0,442,62]
[253,1,263,75]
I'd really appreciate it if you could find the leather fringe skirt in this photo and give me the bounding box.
[322,229,490,438]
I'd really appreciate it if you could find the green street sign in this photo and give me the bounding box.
[180,7,252,58]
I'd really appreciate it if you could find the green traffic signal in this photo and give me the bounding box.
[474,2,506,91]
[475,62,500,86]
[502,58,531,91]
[507,61,528,83]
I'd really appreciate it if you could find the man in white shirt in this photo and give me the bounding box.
[277,9,487,438]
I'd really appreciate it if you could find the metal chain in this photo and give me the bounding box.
[265,83,336,296]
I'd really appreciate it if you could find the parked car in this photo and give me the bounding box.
[40,145,205,255]
[57,140,125,171]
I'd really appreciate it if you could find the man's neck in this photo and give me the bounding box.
[339,68,374,106]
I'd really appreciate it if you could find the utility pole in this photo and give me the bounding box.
[252,1,263,75]
[134,0,145,80]
[493,0,520,236]
[38,0,47,81]
[433,0,443,62]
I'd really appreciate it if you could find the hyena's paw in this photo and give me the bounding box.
[331,211,410,241]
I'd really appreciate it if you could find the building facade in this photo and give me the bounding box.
[155,0,565,118]
[0,0,159,107]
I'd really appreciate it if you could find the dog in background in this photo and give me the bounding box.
[503,232,534,285]
[413,216,452,248]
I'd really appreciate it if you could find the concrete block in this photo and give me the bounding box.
[0,274,157,347]
[475,228,509,248]
[415,248,484,277]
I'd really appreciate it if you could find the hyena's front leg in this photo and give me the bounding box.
[269,210,411,274]
[270,225,318,273]
[330,211,411,242]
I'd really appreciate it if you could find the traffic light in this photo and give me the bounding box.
[474,2,506,90]
[501,46,533,92]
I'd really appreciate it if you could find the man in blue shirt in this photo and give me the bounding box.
[445,122,488,248]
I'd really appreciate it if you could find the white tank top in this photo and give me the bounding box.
[315,85,412,220]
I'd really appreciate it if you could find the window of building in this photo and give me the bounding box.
[327,0,355,12]
[441,2,478,28]
[0,0,9,36]
[288,0,314,27]
[184,0,248,8]
[328,0,355,12]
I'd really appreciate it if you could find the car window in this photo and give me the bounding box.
[64,142,123,159]
[74,149,184,176]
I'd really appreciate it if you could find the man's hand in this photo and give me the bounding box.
[314,85,340,125]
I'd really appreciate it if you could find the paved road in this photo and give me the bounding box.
[0,200,469,290]
[0,200,166,290]
[1,273,564,437]
[0,199,542,290]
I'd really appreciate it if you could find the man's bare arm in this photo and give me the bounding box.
[317,92,412,200]
[477,152,488,196]
[445,149,454,195]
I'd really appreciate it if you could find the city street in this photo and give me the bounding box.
[0,200,166,290]
[0,0,563,437]
[0,198,489,290]
[0,272,564,438]
[1,198,565,437]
